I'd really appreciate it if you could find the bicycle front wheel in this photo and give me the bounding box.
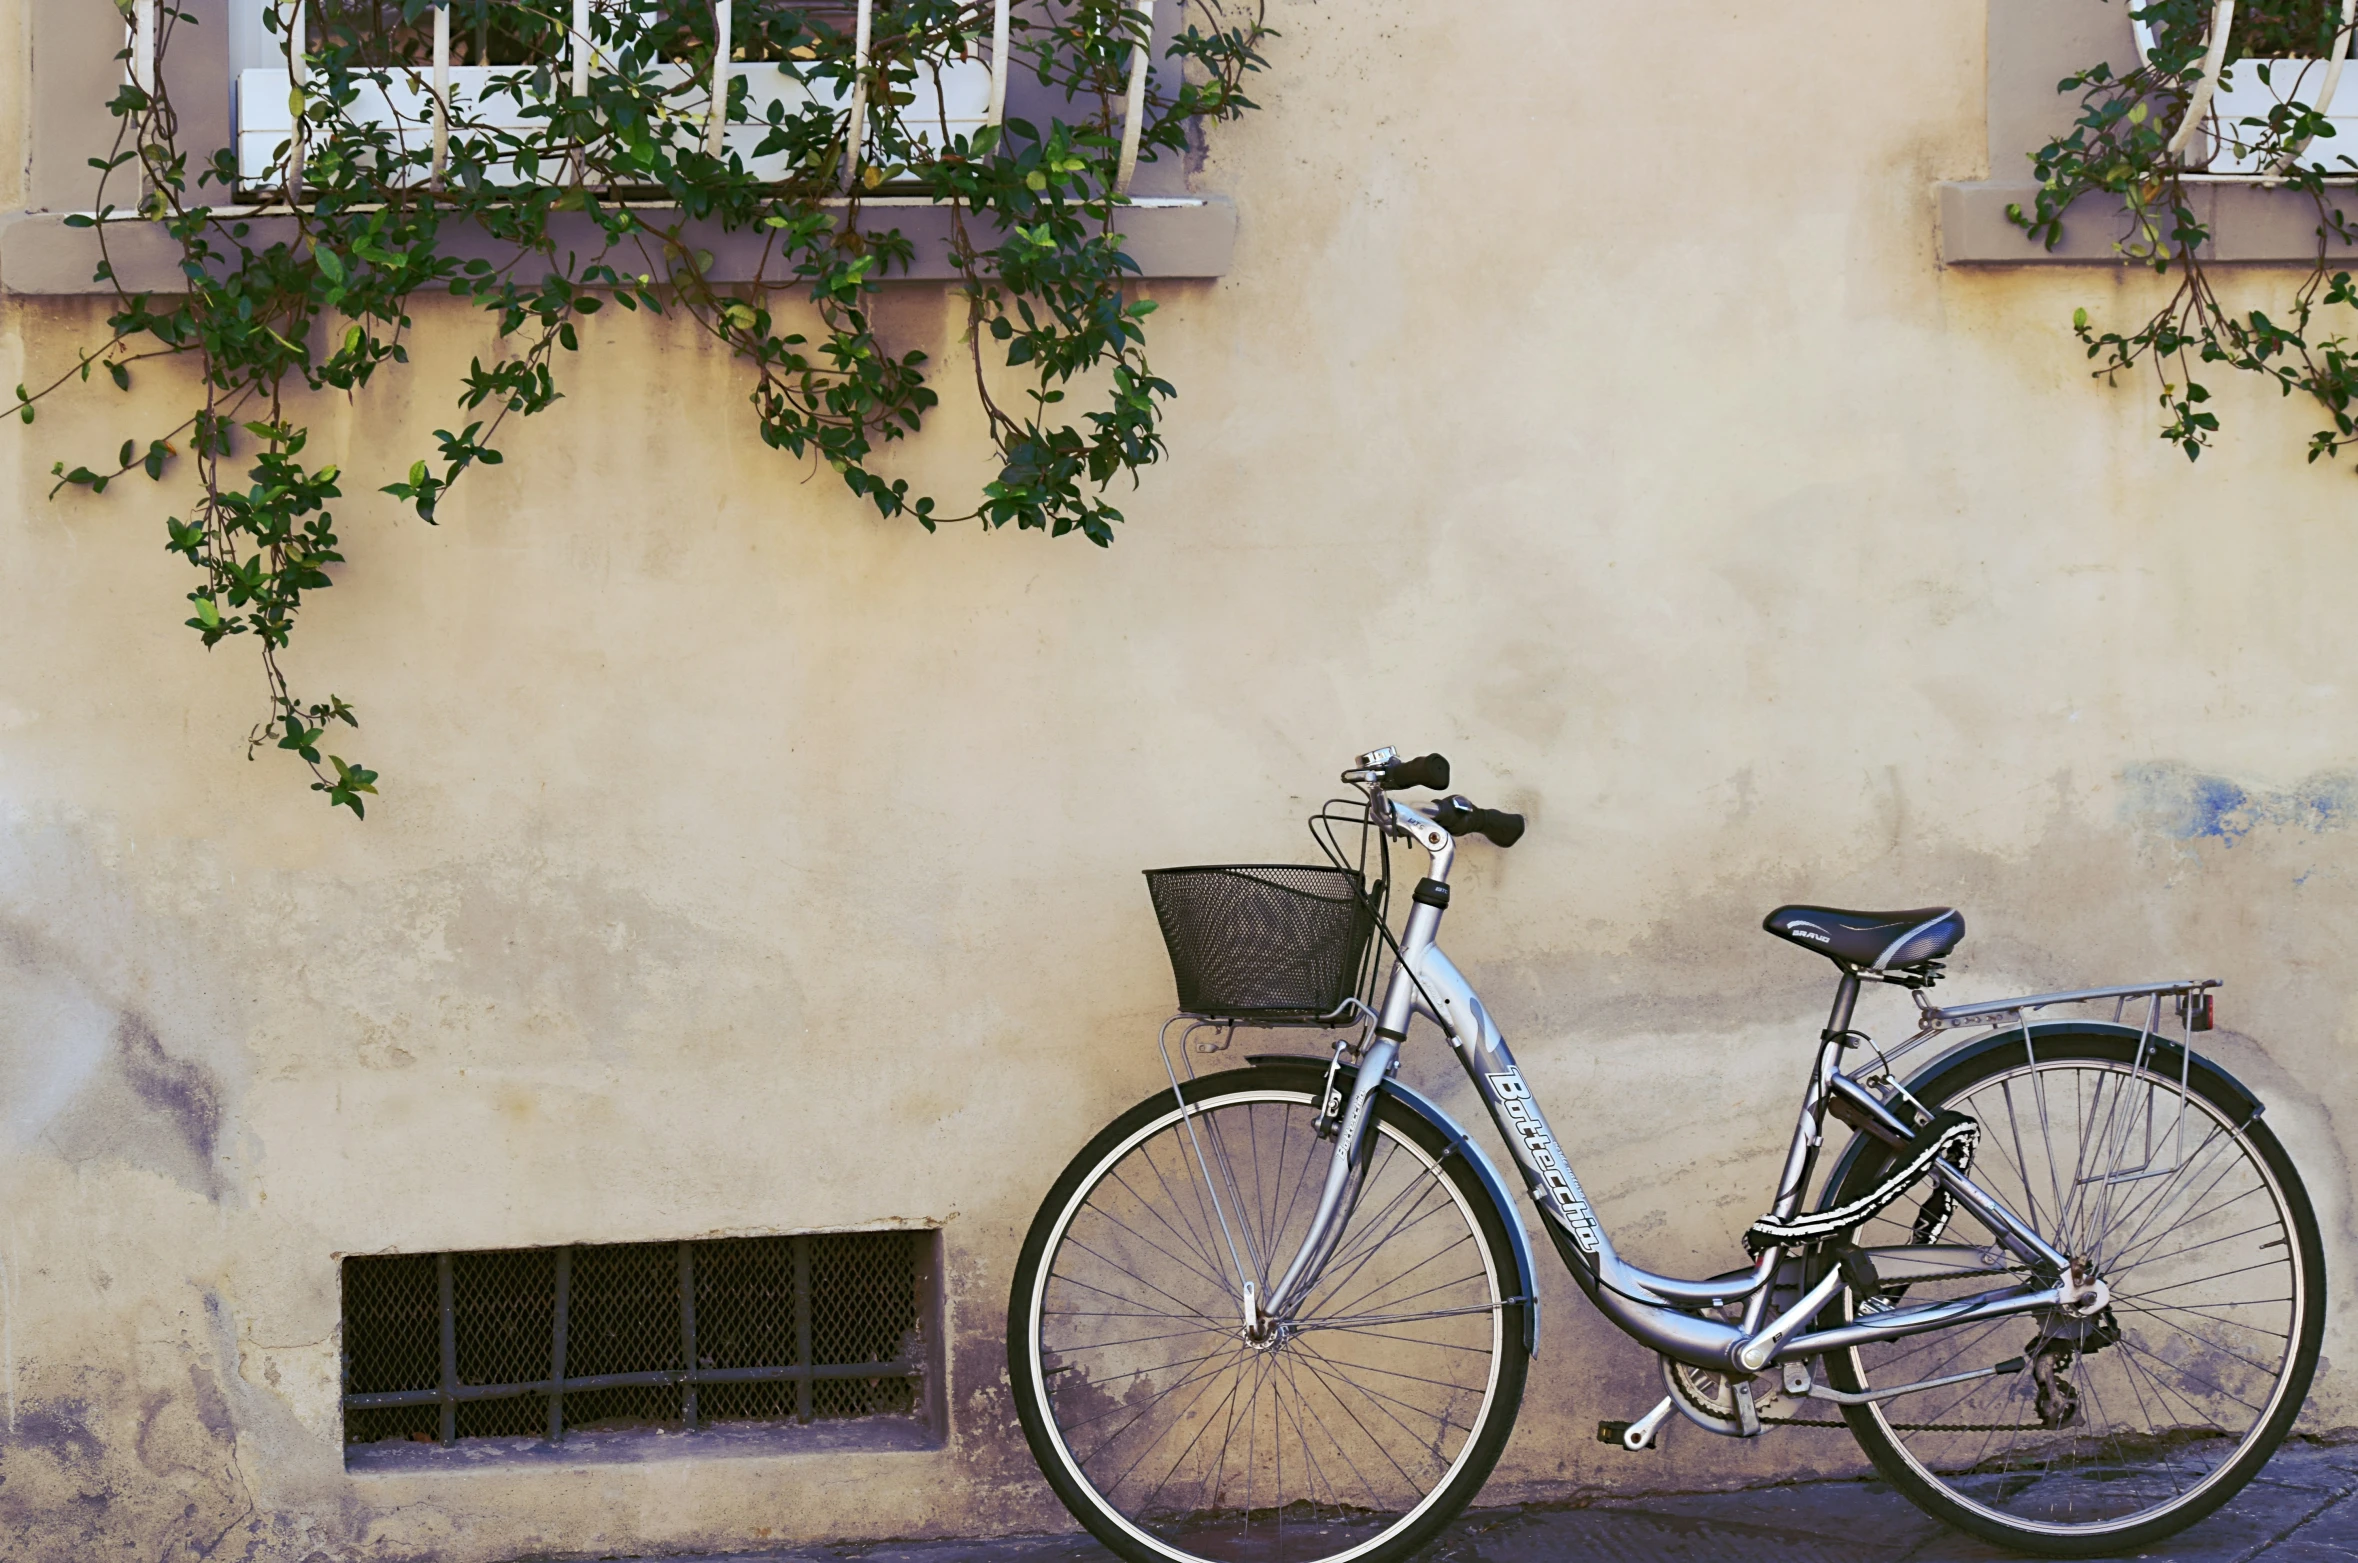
[1821,1027,2326,1557]
[1008,1062,1530,1563]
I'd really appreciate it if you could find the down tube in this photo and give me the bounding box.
[1404,944,1750,1369]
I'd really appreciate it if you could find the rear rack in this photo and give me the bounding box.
[1916,977,2221,1033]
[1865,977,2223,1077]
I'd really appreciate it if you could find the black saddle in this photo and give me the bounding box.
[1763,904,1964,971]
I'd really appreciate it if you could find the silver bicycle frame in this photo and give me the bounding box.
[1248,788,2165,1378]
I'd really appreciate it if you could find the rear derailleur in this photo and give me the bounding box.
[2029,1260,2122,1430]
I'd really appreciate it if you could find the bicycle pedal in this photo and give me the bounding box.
[1596,1420,1651,1448]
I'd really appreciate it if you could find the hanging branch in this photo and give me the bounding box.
[15,0,1274,815]
[2013,0,2358,467]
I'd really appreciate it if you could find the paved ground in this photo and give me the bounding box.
[557,1440,2358,1563]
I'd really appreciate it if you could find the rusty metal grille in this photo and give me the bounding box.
[341,1232,930,1446]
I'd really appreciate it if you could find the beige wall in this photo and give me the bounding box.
[2,0,2355,1558]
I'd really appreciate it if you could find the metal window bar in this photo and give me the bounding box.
[435,1251,458,1442]
[843,0,872,188]
[794,1231,814,1423]
[431,1,451,188]
[547,1245,570,1441]
[285,0,309,202]
[131,1,158,95]
[1114,0,1153,194]
[707,0,733,157]
[343,1233,926,1445]
[126,0,159,201]
[678,1242,699,1426]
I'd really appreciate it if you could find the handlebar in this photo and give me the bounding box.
[1379,752,1451,792]
[1432,794,1526,849]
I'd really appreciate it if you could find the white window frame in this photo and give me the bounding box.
[163,0,1127,197]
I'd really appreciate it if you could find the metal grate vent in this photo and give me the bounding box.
[341,1232,931,1446]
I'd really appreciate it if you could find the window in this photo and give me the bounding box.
[340,1231,938,1453]
[1944,0,2358,261]
[2129,0,2358,175]
[4,2,1229,295]
[217,0,1006,191]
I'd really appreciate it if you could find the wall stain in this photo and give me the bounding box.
[0,905,233,1201]
[2122,762,2358,845]
[116,1014,220,1172]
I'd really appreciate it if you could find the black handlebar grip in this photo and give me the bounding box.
[1381,753,1451,792]
[1433,795,1527,848]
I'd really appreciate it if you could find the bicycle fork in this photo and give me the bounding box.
[1257,1035,1400,1324]
[1160,1022,1399,1338]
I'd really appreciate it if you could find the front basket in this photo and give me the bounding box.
[1143,864,1375,1022]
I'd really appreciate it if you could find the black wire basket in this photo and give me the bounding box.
[1144,865,1377,1023]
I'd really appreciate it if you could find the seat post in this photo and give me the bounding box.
[1824,968,1861,1041]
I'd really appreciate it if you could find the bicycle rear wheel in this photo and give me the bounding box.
[1820,1027,2325,1557]
[1007,1062,1530,1563]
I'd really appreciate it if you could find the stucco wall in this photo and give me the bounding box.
[2,0,2355,1559]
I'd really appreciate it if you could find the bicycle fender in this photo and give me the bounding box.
[1247,1054,1540,1355]
[1820,1019,2265,1210]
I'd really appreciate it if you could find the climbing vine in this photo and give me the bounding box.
[12,0,1270,814]
[2012,0,2358,469]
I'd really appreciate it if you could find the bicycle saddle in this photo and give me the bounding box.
[1762,904,1964,970]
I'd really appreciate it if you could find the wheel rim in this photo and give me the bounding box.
[1026,1088,1508,1563]
[1839,1057,2310,1536]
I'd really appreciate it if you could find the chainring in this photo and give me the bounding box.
[1664,1356,1783,1435]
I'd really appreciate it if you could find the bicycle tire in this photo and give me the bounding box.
[1007,1062,1531,1563]
[1819,1026,2325,1557]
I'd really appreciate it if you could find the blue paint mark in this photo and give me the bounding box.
[2122,762,2358,846]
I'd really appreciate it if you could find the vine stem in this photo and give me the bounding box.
[23,0,1274,811]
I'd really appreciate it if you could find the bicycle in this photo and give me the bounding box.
[1006,747,2326,1562]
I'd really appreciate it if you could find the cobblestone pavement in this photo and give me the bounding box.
[552,1440,2358,1563]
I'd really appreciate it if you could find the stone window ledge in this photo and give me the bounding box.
[1941,179,2358,265]
[0,196,1235,296]
[344,1414,939,1476]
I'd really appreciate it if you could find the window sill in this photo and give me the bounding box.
[1941,178,2358,265]
[345,1412,939,1474]
[0,196,1235,295]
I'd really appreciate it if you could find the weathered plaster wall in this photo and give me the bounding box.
[1,0,2354,1558]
